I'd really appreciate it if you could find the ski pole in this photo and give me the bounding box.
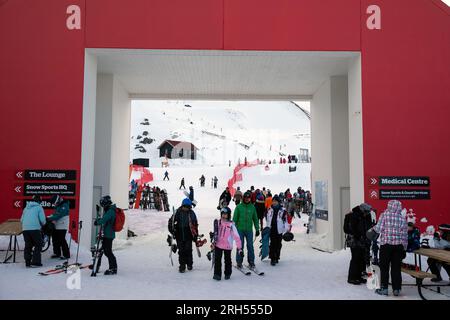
[75,220,82,265]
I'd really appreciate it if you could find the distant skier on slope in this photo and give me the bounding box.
[163,171,169,181]
[179,177,186,190]
[199,175,206,187]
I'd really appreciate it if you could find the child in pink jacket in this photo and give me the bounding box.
[212,207,243,280]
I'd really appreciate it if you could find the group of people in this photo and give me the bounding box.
[344,199,450,296]
[178,176,219,189]
[20,194,119,275]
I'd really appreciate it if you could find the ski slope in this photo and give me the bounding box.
[1,163,446,300]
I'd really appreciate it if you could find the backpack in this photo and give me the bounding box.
[343,213,353,235]
[114,208,126,232]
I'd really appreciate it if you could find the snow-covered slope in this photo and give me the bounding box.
[130,100,311,167]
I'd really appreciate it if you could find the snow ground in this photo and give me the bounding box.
[1,164,448,300]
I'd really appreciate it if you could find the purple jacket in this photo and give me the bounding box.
[215,220,242,251]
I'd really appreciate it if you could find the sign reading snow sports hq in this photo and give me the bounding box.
[22,183,76,196]
[378,176,430,187]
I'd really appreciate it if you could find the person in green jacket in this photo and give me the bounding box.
[233,191,260,268]
[94,195,117,275]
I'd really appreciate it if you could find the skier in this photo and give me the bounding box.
[199,175,206,187]
[427,224,450,282]
[219,187,232,208]
[343,203,373,285]
[254,193,266,231]
[213,176,218,189]
[179,177,186,190]
[233,191,260,268]
[265,195,289,266]
[170,198,199,273]
[265,192,273,210]
[47,195,70,259]
[163,171,169,181]
[233,187,243,205]
[21,195,46,267]
[212,207,243,281]
[188,186,196,208]
[94,195,118,275]
[371,200,408,296]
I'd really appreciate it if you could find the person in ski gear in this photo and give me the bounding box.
[179,177,186,189]
[21,195,46,267]
[170,198,199,273]
[265,192,273,210]
[219,187,232,208]
[213,176,218,189]
[343,203,373,285]
[427,225,450,282]
[94,195,118,275]
[212,207,243,281]
[265,195,289,266]
[371,200,408,296]
[188,186,196,208]
[47,195,70,259]
[250,186,257,204]
[233,187,243,205]
[199,175,206,187]
[407,222,420,252]
[254,193,266,231]
[233,191,259,268]
[163,171,169,181]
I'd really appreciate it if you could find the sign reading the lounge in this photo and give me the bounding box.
[23,170,77,181]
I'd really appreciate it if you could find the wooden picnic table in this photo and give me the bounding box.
[0,219,22,263]
[401,247,450,300]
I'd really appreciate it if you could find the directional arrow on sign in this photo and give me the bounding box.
[369,177,378,185]
[14,186,22,193]
[14,201,21,208]
[16,171,24,179]
[370,190,378,199]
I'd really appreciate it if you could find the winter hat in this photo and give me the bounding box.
[182,198,192,207]
[359,203,372,213]
[99,195,111,208]
[243,191,252,198]
[272,195,280,203]
[256,194,264,201]
[386,200,402,215]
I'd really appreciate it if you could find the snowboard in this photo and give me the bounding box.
[161,190,170,211]
[183,190,198,206]
[207,219,219,270]
[259,227,270,260]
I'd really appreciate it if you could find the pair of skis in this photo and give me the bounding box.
[234,265,265,276]
[38,262,91,276]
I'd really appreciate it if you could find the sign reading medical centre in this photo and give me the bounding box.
[378,176,430,187]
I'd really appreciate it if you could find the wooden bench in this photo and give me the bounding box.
[401,267,436,279]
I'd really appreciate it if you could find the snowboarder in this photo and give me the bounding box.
[170,198,199,273]
[21,195,46,267]
[199,175,206,187]
[371,200,408,296]
[233,191,260,268]
[212,207,243,281]
[219,187,232,208]
[163,171,169,181]
[94,195,118,275]
[179,177,186,190]
[343,203,373,285]
[213,176,218,189]
[47,195,70,259]
[265,195,289,266]
[427,224,450,282]
[233,187,243,205]
[255,193,266,231]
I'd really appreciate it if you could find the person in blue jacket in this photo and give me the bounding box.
[47,195,70,259]
[94,195,117,275]
[21,195,46,267]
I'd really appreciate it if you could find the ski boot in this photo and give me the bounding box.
[224,275,230,280]
[375,288,388,296]
[213,274,221,281]
[270,260,276,266]
[347,279,361,285]
[187,265,193,271]
[179,265,186,273]
[393,290,401,297]
[104,269,117,275]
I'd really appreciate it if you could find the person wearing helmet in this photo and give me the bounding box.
[21,195,46,267]
[232,191,259,268]
[170,198,199,273]
[212,207,243,281]
[47,195,70,259]
[233,187,243,205]
[265,195,289,266]
[94,195,118,275]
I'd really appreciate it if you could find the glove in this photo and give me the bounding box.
[94,220,99,226]
[238,249,244,258]
[255,230,260,237]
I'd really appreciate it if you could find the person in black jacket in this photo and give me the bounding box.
[344,203,373,285]
[169,198,198,273]
[218,187,232,209]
